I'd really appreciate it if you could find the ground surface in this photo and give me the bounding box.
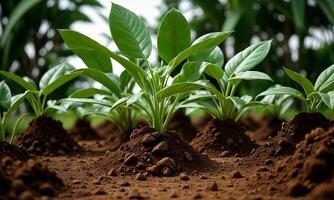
[35,140,309,200]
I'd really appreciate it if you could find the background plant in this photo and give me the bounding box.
[258,65,334,114]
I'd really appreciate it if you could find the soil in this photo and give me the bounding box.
[3,113,333,200]
[0,156,64,200]
[253,127,334,199]
[247,116,285,141]
[0,142,30,161]
[95,126,216,177]
[69,119,101,140]
[243,112,331,167]
[168,112,198,142]
[15,115,80,156]
[191,114,212,133]
[191,119,258,157]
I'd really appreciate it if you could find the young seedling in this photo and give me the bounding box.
[0,63,83,118]
[257,65,334,113]
[183,40,273,121]
[59,5,232,133]
[0,81,28,142]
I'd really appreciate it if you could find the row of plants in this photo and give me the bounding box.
[1,3,334,145]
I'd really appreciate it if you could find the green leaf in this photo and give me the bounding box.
[317,0,334,24]
[59,30,112,72]
[1,0,41,47]
[292,0,305,30]
[328,91,334,109]
[40,63,75,89]
[70,88,112,98]
[76,68,121,97]
[157,8,191,62]
[314,64,334,92]
[41,71,82,95]
[59,30,146,89]
[7,92,28,114]
[188,47,224,66]
[257,85,306,102]
[203,63,225,81]
[222,10,242,31]
[109,3,152,59]
[283,67,314,95]
[109,96,131,113]
[229,71,272,82]
[0,81,11,111]
[173,62,206,83]
[168,31,232,74]
[157,80,209,100]
[61,98,112,107]
[0,71,36,91]
[225,40,271,77]
[316,92,332,109]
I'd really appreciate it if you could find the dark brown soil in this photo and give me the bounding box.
[168,111,198,142]
[248,117,285,141]
[244,112,331,167]
[15,115,80,156]
[95,126,216,177]
[0,142,30,161]
[191,114,212,132]
[69,119,101,140]
[95,120,123,139]
[0,156,64,200]
[191,119,258,157]
[267,127,334,198]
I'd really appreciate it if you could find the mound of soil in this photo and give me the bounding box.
[191,119,257,157]
[95,120,123,139]
[0,156,63,199]
[0,142,29,161]
[191,114,212,133]
[244,112,330,166]
[271,127,334,198]
[248,117,284,141]
[15,116,80,156]
[69,119,101,140]
[168,112,198,142]
[96,126,216,177]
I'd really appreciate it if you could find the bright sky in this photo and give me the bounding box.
[69,0,162,75]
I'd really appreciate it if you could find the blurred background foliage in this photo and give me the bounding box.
[0,0,101,85]
[159,0,334,96]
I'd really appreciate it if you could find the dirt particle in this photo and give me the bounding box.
[129,189,143,199]
[170,191,178,198]
[287,181,308,197]
[193,192,202,199]
[152,141,169,156]
[141,134,157,147]
[119,181,130,187]
[180,173,189,181]
[206,182,218,191]
[231,171,243,178]
[72,179,81,184]
[147,165,160,176]
[94,188,107,195]
[156,157,176,170]
[124,154,138,166]
[162,167,173,177]
[107,168,118,176]
[135,173,147,181]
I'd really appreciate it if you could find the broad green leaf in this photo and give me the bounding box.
[109,96,131,113]
[228,96,246,110]
[283,67,314,95]
[229,71,272,82]
[1,0,41,47]
[157,8,191,62]
[59,30,146,89]
[225,40,271,77]
[173,62,206,83]
[0,81,11,111]
[76,68,121,97]
[189,47,224,67]
[40,63,75,89]
[59,29,112,72]
[316,92,332,109]
[0,71,36,91]
[203,63,225,80]
[7,92,28,114]
[168,31,232,74]
[42,71,82,96]
[292,0,305,30]
[157,80,209,100]
[314,64,334,92]
[257,85,306,102]
[328,91,334,109]
[109,3,152,59]
[70,88,112,98]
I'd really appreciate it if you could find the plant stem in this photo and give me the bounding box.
[10,113,30,144]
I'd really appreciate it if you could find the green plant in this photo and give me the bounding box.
[0,81,28,142]
[59,4,232,132]
[0,63,82,117]
[258,85,294,119]
[258,65,334,113]
[184,41,273,121]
